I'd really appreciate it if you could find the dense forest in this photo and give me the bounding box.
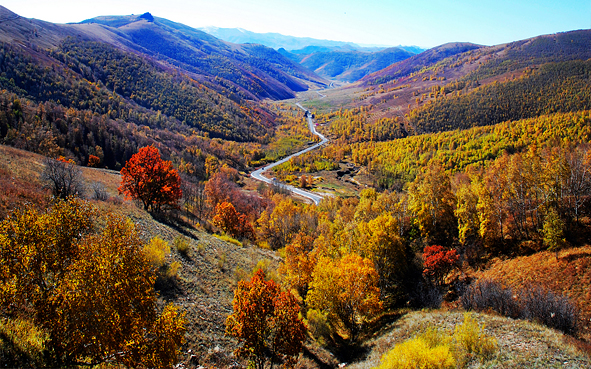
[410,60,591,133]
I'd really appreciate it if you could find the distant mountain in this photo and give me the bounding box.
[280,47,416,82]
[78,13,328,99]
[198,26,425,54]
[199,26,362,50]
[0,6,332,151]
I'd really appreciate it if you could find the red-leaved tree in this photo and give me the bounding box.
[226,270,306,369]
[422,245,459,286]
[212,201,255,240]
[119,146,182,213]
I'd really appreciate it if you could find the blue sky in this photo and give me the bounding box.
[2,0,589,47]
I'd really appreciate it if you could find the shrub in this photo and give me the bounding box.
[422,245,459,286]
[90,182,109,201]
[215,234,242,247]
[42,157,85,199]
[166,261,182,279]
[174,236,190,256]
[376,314,497,369]
[377,328,455,369]
[144,237,171,268]
[460,279,520,318]
[454,314,498,362]
[520,285,579,335]
[461,280,580,335]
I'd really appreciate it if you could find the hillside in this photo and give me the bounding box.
[0,144,282,367]
[0,6,327,102]
[477,246,591,341]
[349,311,591,368]
[298,30,591,141]
[361,42,483,86]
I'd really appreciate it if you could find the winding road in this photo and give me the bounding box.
[251,102,329,205]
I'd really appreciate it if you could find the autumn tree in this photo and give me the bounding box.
[408,161,457,245]
[422,245,459,286]
[0,199,185,367]
[212,201,255,239]
[256,196,317,250]
[279,232,317,299]
[358,213,409,303]
[119,146,182,212]
[306,253,382,342]
[87,154,100,167]
[226,269,306,369]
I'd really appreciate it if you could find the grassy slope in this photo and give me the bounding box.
[0,144,281,367]
[350,311,591,369]
[476,246,591,342]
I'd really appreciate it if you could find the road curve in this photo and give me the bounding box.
[251,103,329,205]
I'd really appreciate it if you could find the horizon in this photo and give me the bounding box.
[1,0,590,49]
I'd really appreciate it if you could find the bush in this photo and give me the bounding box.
[42,157,85,199]
[166,261,182,279]
[174,236,190,256]
[90,182,109,201]
[520,285,579,335]
[144,237,171,268]
[377,328,455,369]
[461,280,580,335]
[460,279,520,318]
[376,314,497,369]
[215,234,242,247]
[454,314,498,362]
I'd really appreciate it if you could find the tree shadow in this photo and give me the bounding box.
[320,311,406,365]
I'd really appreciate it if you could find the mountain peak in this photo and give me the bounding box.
[138,12,154,22]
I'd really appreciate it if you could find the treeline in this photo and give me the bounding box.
[348,111,591,189]
[410,60,591,133]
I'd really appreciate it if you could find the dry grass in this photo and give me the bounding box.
[476,246,591,340]
[348,311,591,369]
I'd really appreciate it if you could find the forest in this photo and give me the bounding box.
[1,10,591,368]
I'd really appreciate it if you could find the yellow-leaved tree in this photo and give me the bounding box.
[306,253,382,342]
[0,199,185,367]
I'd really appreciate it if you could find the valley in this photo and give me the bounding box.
[0,3,591,369]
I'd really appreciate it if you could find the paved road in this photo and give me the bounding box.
[251,104,329,205]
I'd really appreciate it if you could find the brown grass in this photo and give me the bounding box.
[476,246,591,340]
